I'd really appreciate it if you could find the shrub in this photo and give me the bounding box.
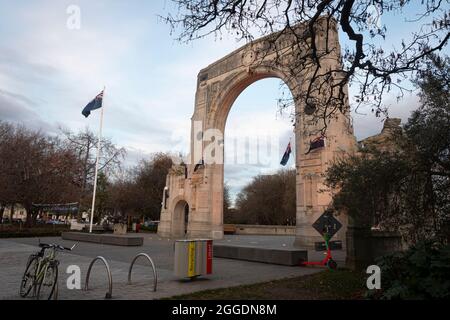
[140,225,158,233]
[369,241,450,299]
[0,225,70,238]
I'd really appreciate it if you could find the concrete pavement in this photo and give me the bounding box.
[0,234,343,300]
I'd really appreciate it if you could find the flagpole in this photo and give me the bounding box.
[89,87,105,234]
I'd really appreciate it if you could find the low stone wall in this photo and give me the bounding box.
[371,230,404,259]
[214,243,308,266]
[62,232,143,246]
[227,224,296,236]
[346,227,403,270]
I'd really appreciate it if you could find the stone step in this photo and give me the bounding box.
[213,244,308,266]
[62,232,143,246]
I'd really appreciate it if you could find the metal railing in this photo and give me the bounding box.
[128,253,157,292]
[84,256,113,299]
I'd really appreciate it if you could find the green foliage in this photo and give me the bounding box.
[132,153,173,219]
[223,183,233,223]
[0,225,69,238]
[233,169,296,225]
[140,224,158,233]
[95,172,110,219]
[108,153,173,220]
[325,54,450,243]
[325,150,409,227]
[371,241,450,299]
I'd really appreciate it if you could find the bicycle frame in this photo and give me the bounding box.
[30,247,58,297]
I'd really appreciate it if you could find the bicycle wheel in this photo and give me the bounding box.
[36,263,58,300]
[19,256,39,298]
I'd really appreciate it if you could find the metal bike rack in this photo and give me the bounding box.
[85,256,113,299]
[53,282,58,300]
[128,253,158,292]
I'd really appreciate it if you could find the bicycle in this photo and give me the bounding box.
[19,241,76,300]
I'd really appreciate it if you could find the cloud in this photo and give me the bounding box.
[0,89,52,131]
[0,88,37,107]
[0,47,59,89]
[351,93,419,140]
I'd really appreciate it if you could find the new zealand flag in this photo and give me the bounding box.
[280,142,292,166]
[305,136,325,155]
[82,90,104,118]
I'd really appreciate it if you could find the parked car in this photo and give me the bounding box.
[69,219,88,231]
[46,220,65,225]
[12,219,24,225]
[144,220,159,227]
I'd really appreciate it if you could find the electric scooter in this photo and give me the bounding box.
[300,230,338,270]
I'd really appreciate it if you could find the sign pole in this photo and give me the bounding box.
[89,87,105,233]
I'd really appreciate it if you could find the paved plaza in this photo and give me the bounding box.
[0,234,345,300]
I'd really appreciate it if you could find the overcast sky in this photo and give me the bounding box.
[0,1,446,202]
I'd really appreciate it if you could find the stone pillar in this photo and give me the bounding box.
[293,108,355,248]
[371,231,403,258]
[157,176,173,238]
[113,223,127,235]
[345,225,374,270]
[346,227,404,270]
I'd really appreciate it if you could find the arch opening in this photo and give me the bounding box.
[212,69,298,134]
[223,78,296,227]
[172,200,189,237]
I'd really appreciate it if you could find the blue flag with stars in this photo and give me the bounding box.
[82,90,104,118]
[280,142,292,166]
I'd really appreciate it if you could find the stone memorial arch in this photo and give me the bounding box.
[158,19,358,248]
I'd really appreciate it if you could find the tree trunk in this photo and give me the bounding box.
[25,204,34,227]
[32,210,40,226]
[10,203,15,223]
[346,225,374,270]
[0,203,5,222]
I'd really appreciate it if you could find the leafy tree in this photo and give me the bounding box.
[108,153,173,221]
[234,169,296,225]
[405,54,450,242]
[325,55,450,244]
[0,122,15,221]
[325,149,410,228]
[223,183,232,222]
[60,127,126,218]
[0,123,82,226]
[95,172,111,222]
[108,174,140,221]
[371,241,450,300]
[134,153,173,220]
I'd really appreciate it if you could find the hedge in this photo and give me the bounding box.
[0,225,70,238]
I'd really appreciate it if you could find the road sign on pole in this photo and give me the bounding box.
[312,209,342,239]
